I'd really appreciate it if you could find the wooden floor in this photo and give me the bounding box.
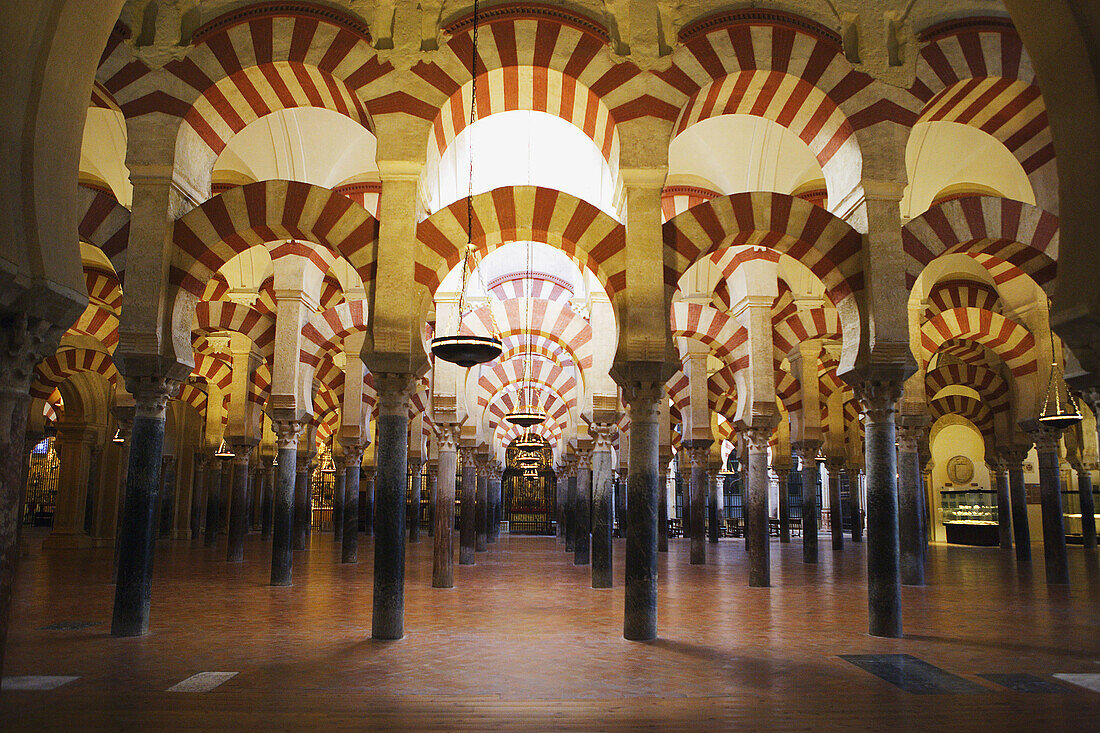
[4,528,1100,731]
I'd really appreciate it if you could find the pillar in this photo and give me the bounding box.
[827,460,844,551]
[372,374,413,640]
[342,445,362,564]
[0,380,33,672]
[565,459,577,553]
[994,461,1013,550]
[591,425,614,588]
[623,384,661,641]
[270,422,304,586]
[658,462,669,553]
[745,423,776,587]
[686,444,710,564]
[260,459,274,541]
[575,449,593,566]
[205,457,229,548]
[427,464,437,538]
[332,456,346,544]
[459,446,476,565]
[1000,446,1032,562]
[775,467,791,544]
[293,452,310,551]
[487,466,501,543]
[1078,463,1098,551]
[1028,425,1070,585]
[226,444,254,563]
[859,382,903,639]
[707,468,719,544]
[475,457,488,553]
[556,473,566,540]
[848,468,864,543]
[189,453,206,546]
[896,419,925,586]
[157,454,176,539]
[796,443,822,564]
[408,458,422,543]
[433,427,458,587]
[362,467,375,537]
[112,377,179,637]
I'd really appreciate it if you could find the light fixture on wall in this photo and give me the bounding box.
[112,428,125,444]
[429,0,502,369]
[1038,326,1082,430]
[215,439,235,459]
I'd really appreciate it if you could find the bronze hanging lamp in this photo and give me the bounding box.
[430,0,502,369]
[1038,324,1082,430]
[215,438,235,459]
[504,238,547,428]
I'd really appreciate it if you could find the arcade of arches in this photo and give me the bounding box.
[3,0,1100,728]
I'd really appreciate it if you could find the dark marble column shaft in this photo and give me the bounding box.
[707,471,719,544]
[776,468,791,544]
[189,455,206,545]
[861,384,902,639]
[827,463,844,551]
[226,447,253,563]
[591,432,614,588]
[848,469,864,543]
[896,424,924,586]
[574,453,592,566]
[565,468,577,553]
[475,464,488,552]
[158,455,176,538]
[1030,428,1069,585]
[205,459,228,548]
[433,436,458,587]
[658,472,669,553]
[342,454,361,563]
[260,463,274,540]
[293,457,310,551]
[372,376,411,641]
[797,444,821,564]
[488,471,502,543]
[459,449,477,565]
[0,388,31,673]
[624,386,660,641]
[409,460,422,543]
[687,444,709,565]
[332,459,345,544]
[427,467,437,538]
[1002,447,1032,562]
[270,423,303,586]
[112,381,176,638]
[556,475,566,539]
[362,471,375,536]
[1078,465,1098,551]
[994,465,1013,550]
[746,426,774,587]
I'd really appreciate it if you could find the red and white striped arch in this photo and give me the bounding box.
[936,338,1003,373]
[78,184,130,281]
[930,393,994,436]
[670,302,747,363]
[925,362,1010,414]
[67,269,123,351]
[177,383,209,417]
[172,180,379,297]
[927,279,1001,317]
[495,420,563,452]
[193,301,277,360]
[300,299,369,366]
[487,271,574,303]
[190,353,234,392]
[333,182,381,219]
[462,297,593,370]
[771,300,842,358]
[902,196,1059,290]
[920,307,1036,378]
[662,185,721,223]
[31,348,120,400]
[476,356,579,413]
[84,268,122,313]
[417,186,625,298]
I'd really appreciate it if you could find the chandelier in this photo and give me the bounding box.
[504,238,547,428]
[429,0,501,369]
[1038,325,1082,430]
[215,438,235,459]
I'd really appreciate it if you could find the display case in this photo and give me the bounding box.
[940,488,1000,546]
[1061,489,1100,543]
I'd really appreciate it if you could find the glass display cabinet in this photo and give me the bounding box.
[940,488,1000,546]
[1061,489,1100,543]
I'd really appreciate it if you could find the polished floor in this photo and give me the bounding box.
[4,527,1100,730]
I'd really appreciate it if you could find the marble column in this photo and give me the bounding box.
[745,423,776,587]
[362,468,375,537]
[332,456,346,544]
[157,454,176,539]
[112,376,179,637]
[475,457,488,553]
[260,459,274,541]
[293,453,311,551]
[859,382,903,639]
[372,374,413,640]
[342,446,362,564]
[658,466,669,553]
[678,459,690,541]
[206,458,229,548]
[1077,463,1098,551]
[408,458,422,543]
[896,419,926,586]
[623,384,661,642]
[487,466,501,543]
[188,455,206,546]
[1000,446,1032,562]
[226,444,255,563]
[615,470,627,538]
[270,422,304,586]
[796,443,822,564]
[433,427,458,587]
[994,461,1014,550]
[847,468,864,543]
[111,424,133,565]
[1027,424,1069,585]
[591,425,614,588]
[827,460,844,551]
[1,380,34,670]
[556,473,566,540]
[575,449,593,566]
[686,444,710,564]
[426,465,437,538]
[459,446,477,565]
[707,469,720,544]
[565,461,577,553]
[775,467,791,544]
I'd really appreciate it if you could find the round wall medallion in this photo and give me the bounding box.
[947,455,974,484]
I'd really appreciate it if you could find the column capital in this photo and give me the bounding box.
[686,443,711,468]
[622,381,663,421]
[1023,422,1064,452]
[792,440,822,462]
[128,373,182,419]
[458,444,477,466]
[408,456,423,469]
[773,467,790,480]
[375,372,417,417]
[997,443,1032,467]
[591,422,616,452]
[435,423,459,452]
[856,380,903,423]
[895,415,928,453]
[273,420,306,450]
[744,425,775,453]
[575,448,593,470]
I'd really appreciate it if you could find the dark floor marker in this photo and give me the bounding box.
[979,673,1070,693]
[840,654,987,694]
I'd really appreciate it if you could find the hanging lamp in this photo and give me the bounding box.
[504,239,547,427]
[320,452,336,474]
[429,0,502,369]
[215,438,235,459]
[112,427,125,444]
[1038,325,1082,430]
[515,433,543,451]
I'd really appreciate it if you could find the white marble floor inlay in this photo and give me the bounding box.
[2,675,79,690]
[166,671,238,693]
[1054,673,1100,693]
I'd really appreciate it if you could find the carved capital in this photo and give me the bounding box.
[895,425,923,454]
[997,444,1032,467]
[856,380,903,423]
[1027,425,1063,453]
[375,372,417,417]
[744,425,774,453]
[575,448,593,470]
[686,444,710,469]
[459,445,477,467]
[591,422,616,452]
[792,440,822,462]
[0,311,68,397]
[622,381,663,422]
[435,423,459,453]
[128,374,182,419]
[273,420,306,450]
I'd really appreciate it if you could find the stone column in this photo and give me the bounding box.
[362,467,375,537]
[475,456,489,553]
[433,427,458,587]
[623,383,661,641]
[332,456,346,544]
[408,458,422,543]
[745,423,776,587]
[686,444,710,564]
[205,457,228,548]
[341,445,362,564]
[565,458,577,553]
[575,448,593,566]
[775,466,791,544]
[827,459,844,551]
[489,465,502,543]
[707,468,720,544]
[896,418,926,586]
[260,459,274,540]
[556,472,566,540]
[1000,446,1032,562]
[157,453,176,539]
[189,452,206,545]
[795,443,822,564]
[859,381,903,639]
[426,464,437,538]
[226,443,255,563]
[993,460,1013,550]
[293,452,311,551]
[372,374,414,640]
[270,421,304,586]
[1026,424,1070,585]
[1077,462,1098,551]
[112,375,179,637]
[848,467,864,543]
[658,462,669,553]
[110,422,132,562]
[459,446,477,565]
[591,425,614,588]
